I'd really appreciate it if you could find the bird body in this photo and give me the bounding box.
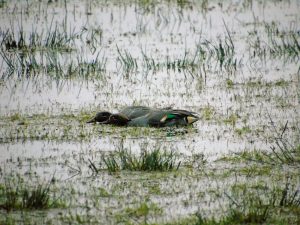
[120,106,151,120]
[87,106,199,127]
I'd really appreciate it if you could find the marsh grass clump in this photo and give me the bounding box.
[227,182,300,223]
[165,51,199,73]
[1,49,107,80]
[0,179,61,211]
[8,113,22,122]
[268,141,300,165]
[73,52,107,78]
[224,191,273,224]
[194,209,269,225]
[265,22,300,60]
[116,45,137,75]
[193,22,237,73]
[194,182,300,225]
[226,141,299,166]
[0,182,20,211]
[193,183,300,225]
[266,121,300,165]
[21,184,51,209]
[141,49,160,72]
[214,38,236,71]
[194,209,270,225]
[279,182,300,207]
[268,34,300,60]
[1,23,76,52]
[250,22,300,61]
[101,148,181,173]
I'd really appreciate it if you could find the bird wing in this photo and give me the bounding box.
[120,106,151,119]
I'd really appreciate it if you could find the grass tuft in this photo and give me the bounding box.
[102,148,181,173]
[21,184,51,209]
[116,45,137,75]
[267,120,300,165]
[0,178,62,211]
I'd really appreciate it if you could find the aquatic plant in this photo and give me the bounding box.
[265,22,300,60]
[194,181,300,225]
[0,179,62,211]
[101,148,181,173]
[267,120,300,165]
[116,45,137,75]
[21,184,51,209]
[141,48,159,72]
[1,18,77,52]
[249,22,300,62]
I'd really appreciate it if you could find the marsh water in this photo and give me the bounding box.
[0,0,299,224]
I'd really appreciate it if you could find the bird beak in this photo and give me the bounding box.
[187,115,199,124]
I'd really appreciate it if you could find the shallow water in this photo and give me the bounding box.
[0,0,299,224]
